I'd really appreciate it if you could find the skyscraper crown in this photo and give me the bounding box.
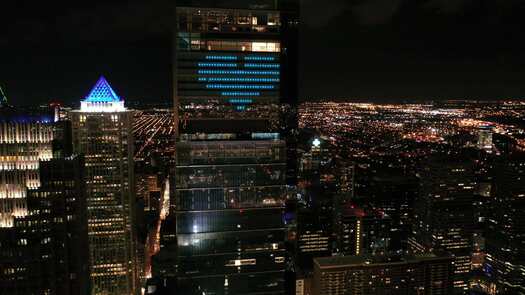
[80,76,125,112]
[84,76,120,102]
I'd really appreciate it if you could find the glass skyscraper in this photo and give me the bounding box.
[167,1,298,294]
[71,77,137,295]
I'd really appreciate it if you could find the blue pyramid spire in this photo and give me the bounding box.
[84,76,121,102]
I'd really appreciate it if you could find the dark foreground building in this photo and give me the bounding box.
[151,0,299,294]
[312,253,454,295]
[409,156,476,293]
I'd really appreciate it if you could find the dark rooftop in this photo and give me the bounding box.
[314,252,452,269]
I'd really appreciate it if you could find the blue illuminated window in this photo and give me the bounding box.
[244,63,280,68]
[198,63,238,67]
[229,98,253,104]
[198,77,280,82]
[197,70,279,75]
[236,105,247,111]
[221,92,260,96]
[206,55,238,60]
[206,84,274,89]
[244,56,276,61]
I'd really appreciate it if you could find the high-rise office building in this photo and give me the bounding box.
[312,253,455,295]
[0,107,54,228]
[0,106,61,289]
[71,77,137,295]
[484,157,525,294]
[334,205,392,257]
[477,126,493,152]
[296,207,330,270]
[0,156,89,295]
[369,172,418,253]
[410,156,476,292]
[155,1,298,293]
[0,105,89,294]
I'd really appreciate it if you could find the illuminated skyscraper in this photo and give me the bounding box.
[335,205,392,257]
[484,157,525,294]
[477,126,493,152]
[296,207,330,271]
[312,253,455,295]
[0,109,54,228]
[410,156,476,293]
[71,77,137,295]
[154,1,298,294]
[0,105,89,294]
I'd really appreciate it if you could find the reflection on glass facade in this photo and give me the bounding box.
[166,2,298,294]
[71,77,137,295]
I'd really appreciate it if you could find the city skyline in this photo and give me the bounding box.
[2,86,525,294]
[2,1,525,295]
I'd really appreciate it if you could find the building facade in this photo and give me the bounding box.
[71,77,137,295]
[296,207,331,271]
[156,1,298,294]
[334,205,392,257]
[312,253,455,295]
[484,157,525,294]
[0,117,54,228]
[0,105,89,294]
[410,157,476,293]
[477,126,493,152]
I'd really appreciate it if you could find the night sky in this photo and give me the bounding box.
[2,0,525,106]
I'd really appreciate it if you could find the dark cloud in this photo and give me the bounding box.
[3,1,173,44]
[423,0,472,14]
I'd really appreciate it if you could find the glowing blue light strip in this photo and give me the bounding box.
[244,56,276,61]
[206,55,238,60]
[229,98,253,104]
[244,63,280,68]
[252,133,280,139]
[222,92,260,96]
[198,77,280,82]
[236,105,247,111]
[206,84,275,89]
[198,70,279,75]
[198,63,237,67]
